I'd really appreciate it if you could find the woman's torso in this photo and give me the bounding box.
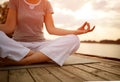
[8,0,53,42]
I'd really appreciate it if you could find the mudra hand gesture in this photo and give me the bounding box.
[76,22,95,35]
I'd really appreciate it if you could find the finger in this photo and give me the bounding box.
[89,26,95,32]
[78,22,87,30]
[90,26,95,31]
[82,21,87,28]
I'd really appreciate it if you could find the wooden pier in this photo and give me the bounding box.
[0,53,120,82]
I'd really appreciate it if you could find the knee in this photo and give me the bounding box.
[65,34,80,49]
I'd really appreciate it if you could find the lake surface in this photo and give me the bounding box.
[76,43,120,59]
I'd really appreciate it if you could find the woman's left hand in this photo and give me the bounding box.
[75,22,95,35]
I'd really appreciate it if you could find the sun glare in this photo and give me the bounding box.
[74,2,112,21]
[74,2,96,21]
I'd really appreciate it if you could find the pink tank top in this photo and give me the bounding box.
[8,0,53,42]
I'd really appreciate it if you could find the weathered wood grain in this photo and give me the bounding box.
[28,67,61,82]
[45,66,83,82]
[74,64,120,80]
[0,71,8,82]
[86,63,120,76]
[62,66,105,81]
[9,69,34,82]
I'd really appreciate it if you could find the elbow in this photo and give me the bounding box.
[48,29,56,35]
[47,27,56,35]
[4,29,13,35]
[48,31,54,35]
[6,28,14,34]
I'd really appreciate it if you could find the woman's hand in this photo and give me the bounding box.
[75,22,95,35]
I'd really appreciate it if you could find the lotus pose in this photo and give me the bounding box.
[0,0,95,66]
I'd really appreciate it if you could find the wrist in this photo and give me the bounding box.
[73,30,79,35]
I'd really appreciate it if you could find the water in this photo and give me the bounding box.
[76,43,120,59]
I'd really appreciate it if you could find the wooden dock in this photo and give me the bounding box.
[0,53,120,82]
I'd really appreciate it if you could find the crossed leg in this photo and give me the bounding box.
[0,50,51,66]
[0,31,51,66]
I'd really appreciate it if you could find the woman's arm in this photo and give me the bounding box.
[0,8,17,34]
[44,13,95,36]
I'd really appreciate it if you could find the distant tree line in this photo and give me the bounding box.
[81,39,120,44]
[99,39,120,44]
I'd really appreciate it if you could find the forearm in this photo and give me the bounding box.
[0,9,17,34]
[0,24,7,33]
[49,27,76,35]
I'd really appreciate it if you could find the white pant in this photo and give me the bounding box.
[0,31,30,61]
[0,31,80,66]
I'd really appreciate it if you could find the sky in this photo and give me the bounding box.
[0,0,120,41]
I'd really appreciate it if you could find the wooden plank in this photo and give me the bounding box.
[45,66,83,82]
[74,65,120,80]
[28,68,61,82]
[9,69,34,82]
[92,62,120,72]
[62,66,105,81]
[0,71,8,82]
[86,63,120,76]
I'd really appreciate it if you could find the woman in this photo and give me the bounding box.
[0,0,95,66]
